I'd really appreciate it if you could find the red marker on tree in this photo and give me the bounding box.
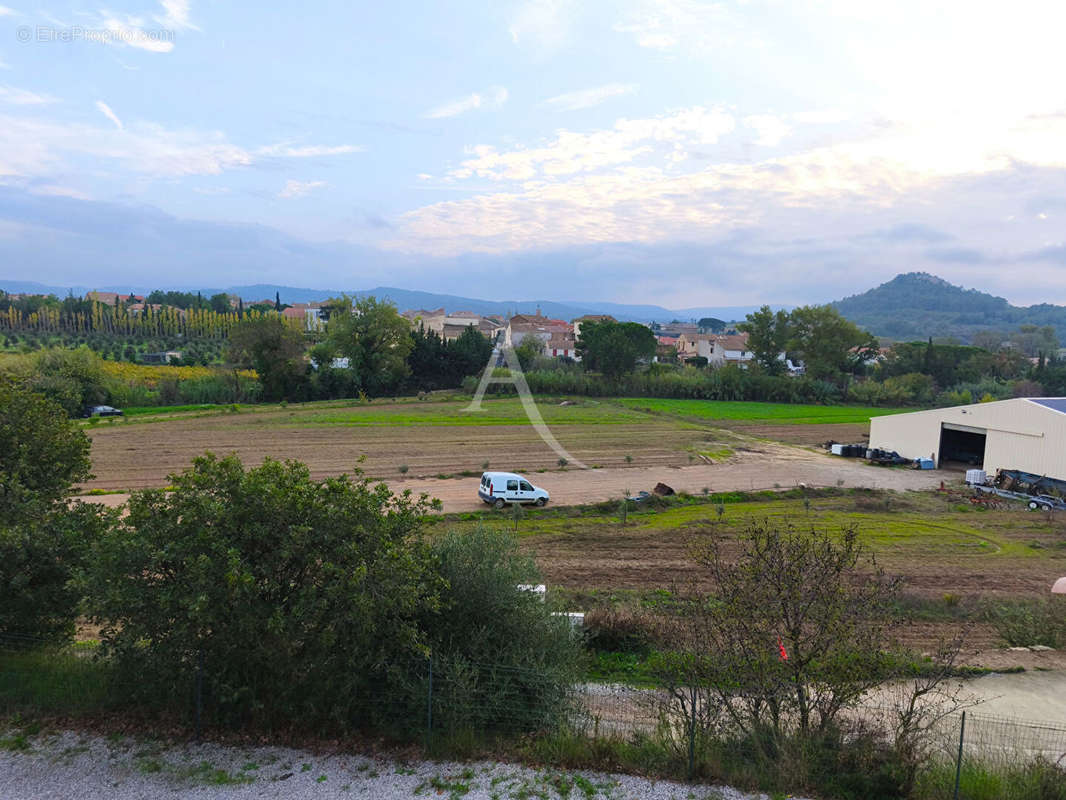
[778,637,788,661]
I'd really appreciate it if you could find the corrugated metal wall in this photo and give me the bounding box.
[868,399,1066,480]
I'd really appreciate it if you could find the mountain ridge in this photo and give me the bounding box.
[0,279,775,324]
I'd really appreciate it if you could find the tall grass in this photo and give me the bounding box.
[914,758,1066,800]
[0,643,113,716]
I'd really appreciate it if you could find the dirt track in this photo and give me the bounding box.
[84,443,945,512]
[403,443,945,511]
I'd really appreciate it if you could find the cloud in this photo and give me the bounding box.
[543,83,638,111]
[743,114,790,147]
[156,0,196,30]
[424,87,508,119]
[94,100,123,130]
[278,180,326,199]
[793,110,851,125]
[447,106,735,181]
[508,0,574,53]
[0,109,363,181]
[0,114,251,178]
[0,85,58,105]
[29,184,91,200]
[0,6,15,16]
[257,143,363,157]
[613,0,759,53]
[94,0,198,53]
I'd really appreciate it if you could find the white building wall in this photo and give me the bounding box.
[869,398,1066,478]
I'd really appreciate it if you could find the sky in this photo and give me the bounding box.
[2,0,1066,307]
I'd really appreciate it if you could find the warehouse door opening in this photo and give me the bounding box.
[939,424,986,469]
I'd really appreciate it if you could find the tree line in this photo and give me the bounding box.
[0,290,293,340]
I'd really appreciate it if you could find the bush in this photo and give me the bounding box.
[84,453,440,730]
[0,381,92,523]
[583,607,656,654]
[423,528,583,734]
[0,504,112,643]
[984,599,1066,648]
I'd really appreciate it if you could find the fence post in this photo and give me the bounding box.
[194,649,204,744]
[687,687,696,781]
[425,656,434,751]
[953,710,966,800]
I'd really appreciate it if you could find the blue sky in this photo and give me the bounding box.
[2,0,1066,307]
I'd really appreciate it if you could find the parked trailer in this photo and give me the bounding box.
[967,473,1066,511]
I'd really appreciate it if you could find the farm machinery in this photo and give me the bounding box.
[966,468,1066,511]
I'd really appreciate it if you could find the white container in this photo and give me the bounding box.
[965,469,987,486]
[517,584,546,601]
[830,444,844,456]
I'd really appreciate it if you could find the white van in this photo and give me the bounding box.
[478,472,550,508]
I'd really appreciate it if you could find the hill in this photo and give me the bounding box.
[833,272,1066,342]
[0,280,768,324]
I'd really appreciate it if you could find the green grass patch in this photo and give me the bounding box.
[267,398,663,429]
[613,397,914,425]
[0,647,113,715]
[120,404,227,416]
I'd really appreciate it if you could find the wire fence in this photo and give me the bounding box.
[3,634,1065,788]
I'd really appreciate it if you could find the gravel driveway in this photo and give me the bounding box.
[0,727,797,800]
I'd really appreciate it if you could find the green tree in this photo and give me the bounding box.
[0,379,93,520]
[449,325,494,378]
[1,503,113,643]
[209,293,231,314]
[970,329,1005,352]
[787,305,878,382]
[738,305,791,374]
[226,316,308,401]
[576,320,656,377]
[85,453,440,727]
[4,346,111,416]
[1009,324,1059,358]
[698,317,727,333]
[0,381,102,642]
[514,335,545,370]
[327,296,413,396]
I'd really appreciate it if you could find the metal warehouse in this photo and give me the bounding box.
[868,398,1066,479]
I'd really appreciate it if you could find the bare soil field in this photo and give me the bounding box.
[81,397,921,505]
[82,399,727,491]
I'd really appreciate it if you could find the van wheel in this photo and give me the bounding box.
[1028,501,1039,511]
[536,497,547,507]
[494,498,506,509]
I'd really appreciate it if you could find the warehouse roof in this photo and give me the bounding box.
[1028,398,1066,415]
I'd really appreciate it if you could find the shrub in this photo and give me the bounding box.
[0,504,112,643]
[583,607,656,654]
[423,528,583,734]
[0,380,92,523]
[984,599,1066,648]
[84,453,440,730]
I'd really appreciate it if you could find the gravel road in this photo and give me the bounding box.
[0,728,797,800]
[83,445,946,513]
